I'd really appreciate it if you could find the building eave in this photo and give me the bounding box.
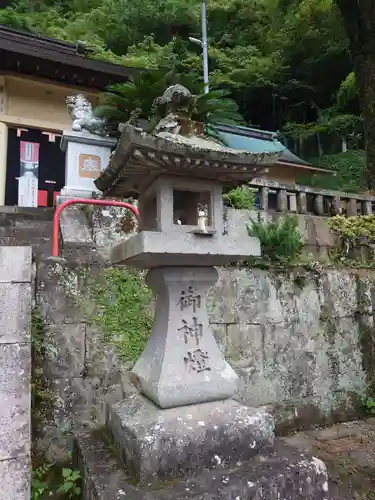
[275,161,335,175]
[0,25,142,89]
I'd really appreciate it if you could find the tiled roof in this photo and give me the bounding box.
[216,125,311,166]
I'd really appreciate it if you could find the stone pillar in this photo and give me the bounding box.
[0,121,8,205]
[0,247,32,499]
[363,199,373,215]
[131,266,238,409]
[276,189,287,212]
[347,198,358,216]
[297,191,307,213]
[60,131,117,199]
[259,186,269,211]
[314,194,324,215]
[289,193,297,212]
[331,195,341,215]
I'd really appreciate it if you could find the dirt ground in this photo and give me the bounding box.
[283,419,375,499]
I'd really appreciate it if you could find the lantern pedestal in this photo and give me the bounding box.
[60,131,116,199]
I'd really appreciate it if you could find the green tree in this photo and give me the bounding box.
[0,0,366,193]
[334,0,375,191]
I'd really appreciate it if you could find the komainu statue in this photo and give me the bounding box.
[65,94,106,136]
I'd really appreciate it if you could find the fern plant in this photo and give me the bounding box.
[247,215,304,265]
[94,70,243,136]
[94,69,175,134]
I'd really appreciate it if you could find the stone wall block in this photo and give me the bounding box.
[0,283,31,343]
[44,323,86,378]
[356,275,374,314]
[207,268,237,323]
[296,214,309,242]
[324,317,366,394]
[74,376,125,426]
[320,270,357,318]
[210,323,227,354]
[225,209,254,241]
[49,378,75,433]
[0,246,31,500]
[292,281,321,328]
[92,205,136,253]
[229,269,269,324]
[0,246,31,282]
[358,314,375,384]
[59,205,92,244]
[38,261,83,324]
[50,376,125,431]
[0,343,30,461]
[232,269,299,325]
[84,325,123,376]
[226,323,263,369]
[0,457,30,500]
[314,217,334,247]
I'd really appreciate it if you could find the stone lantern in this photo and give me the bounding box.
[91,85,329,499]
[96,87,276,410]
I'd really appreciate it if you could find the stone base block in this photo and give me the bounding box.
[107,394,274,483]
[75,432,330,500]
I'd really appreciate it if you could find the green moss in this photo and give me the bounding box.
[85,267,153,364]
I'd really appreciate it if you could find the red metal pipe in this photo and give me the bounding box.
[52,198,139,257]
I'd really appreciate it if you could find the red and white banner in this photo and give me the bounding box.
[18,141,40,207]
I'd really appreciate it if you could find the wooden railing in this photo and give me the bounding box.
[248,179,375,217]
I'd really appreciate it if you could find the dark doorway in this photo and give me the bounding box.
[5,126,65,206]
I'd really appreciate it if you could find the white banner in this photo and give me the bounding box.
[18,141,39,207]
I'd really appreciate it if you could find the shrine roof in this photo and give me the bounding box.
[216,125,310,166]
[0,25,140,89]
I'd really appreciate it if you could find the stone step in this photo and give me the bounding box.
[0,206,53,221]
[74,431,330,500]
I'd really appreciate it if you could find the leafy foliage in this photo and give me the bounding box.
[328,214,375,266]
[32,462,53,500]
[95,69,243,135]
[247,215,304,265]
[328,214,375,242]
[296,150,367,193]
[363,397,375,415]
[32,462,81,500]
[1,0,373,189]
[0,0,356,130]
[94,69,177,133]
[329,214,375,254]
[222,185,255,210]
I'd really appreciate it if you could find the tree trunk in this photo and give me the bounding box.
[355,53,375,190]
[317,132,323,156]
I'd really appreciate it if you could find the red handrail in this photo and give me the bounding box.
[52,198,139,257]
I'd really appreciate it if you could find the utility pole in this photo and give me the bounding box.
[201,0,209,94]
[189,0,209,93]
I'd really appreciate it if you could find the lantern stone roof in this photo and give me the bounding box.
[95,124,282,197]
